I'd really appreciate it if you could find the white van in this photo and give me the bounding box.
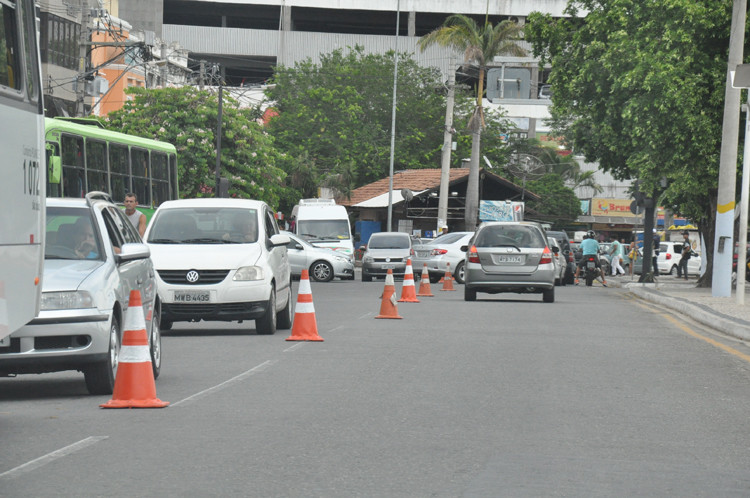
[292,199,354,264]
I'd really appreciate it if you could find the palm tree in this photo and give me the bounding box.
[419,15,526,230]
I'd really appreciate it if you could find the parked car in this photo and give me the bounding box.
[545,230,575,284]
[144,198,292,335]
[361,231,414,281]
[282,231,354,281]
[462,221,556,302]
[547,236,566,286]
[658,242,701,276]
[412,231,474,284]
[0,192,160,395]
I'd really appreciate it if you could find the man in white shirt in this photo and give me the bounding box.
[124,192,147,237]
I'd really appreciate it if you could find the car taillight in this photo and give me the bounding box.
[665,253,671,260]
[468,245,480,263]
[568,252,574,263]
[410,248,414,256]
[431,248,448,256]
[540,246,553,265]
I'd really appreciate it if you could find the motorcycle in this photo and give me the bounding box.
[584,254,599,287]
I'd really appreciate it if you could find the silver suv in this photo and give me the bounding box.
[462,221,556,302]
[361,232,413,281]
[0,193,160,394]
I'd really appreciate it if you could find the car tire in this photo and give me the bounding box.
[454,262,466,284]
[362,272,372,282]
[464,286,477,301]
[277,286,293,330]
[310,260,334,282]
[256,288,277,335]
[84,315,120,395]
[150,307,162,380]
[429,274,441,284]
[543,287,555,303]
[554,276,561,286]
[160,319,173,331]
[669,264,678,276]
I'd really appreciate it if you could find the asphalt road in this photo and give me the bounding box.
[3,276,750,496]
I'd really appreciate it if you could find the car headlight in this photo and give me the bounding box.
[334,255,348,262]
[233,266,264,281]
[41,291,95,310]
[363,255,373,263]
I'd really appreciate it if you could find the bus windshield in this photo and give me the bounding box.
[297,220,351,241]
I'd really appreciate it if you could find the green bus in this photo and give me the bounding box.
[45,117,178,215]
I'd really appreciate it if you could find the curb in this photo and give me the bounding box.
[625,284,750,342]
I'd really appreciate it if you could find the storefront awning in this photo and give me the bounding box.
[577,215,644,225]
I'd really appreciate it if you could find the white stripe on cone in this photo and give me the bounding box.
[298,277,312,295]
[123,303,146,332]
[119,345,152,363]
[295,301,315,314]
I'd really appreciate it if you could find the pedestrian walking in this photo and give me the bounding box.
[676,230,692,280]
[628,241,639,277]
[652,228,661,277]
[610,236,626,276]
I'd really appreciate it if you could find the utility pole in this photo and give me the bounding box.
[386,0,400,232]
[75,0,90,117]
[713,0,747,296]
[215,76,223,197]
[160,42,168,87]
[199,60,205,90]
[437,54,456,232]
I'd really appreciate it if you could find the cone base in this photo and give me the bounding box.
[440,288,456,292]
[286,336,324,341]
[100,398,169,409]
[417,292,434,297]
[398,297,420,302]
[375,314,403,319]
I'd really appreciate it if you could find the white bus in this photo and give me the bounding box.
[292,198,354,263]
[0,0,45,340]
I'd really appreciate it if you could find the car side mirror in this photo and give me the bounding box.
[269,233,291,247]
[552,246,559,254]
[116,242,151,263]
[294,243,303,250]
[460,245,468,252]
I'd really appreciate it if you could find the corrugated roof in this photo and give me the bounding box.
[339,169,469,207]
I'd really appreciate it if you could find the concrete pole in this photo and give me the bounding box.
[713,0,746,297]
[387,0,400,232]
[737,100,750,304]
[75,0,90,117]
[437,54,456,232]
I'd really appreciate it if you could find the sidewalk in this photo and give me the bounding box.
[607,275,750,341]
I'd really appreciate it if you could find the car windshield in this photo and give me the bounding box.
[368,235,410,249]
[45,207,103,260]
[148,207,259,244]
[425,233,465,245]
[475,225,545,248]
[297,220,350,241]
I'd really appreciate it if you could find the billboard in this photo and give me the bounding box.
[479,201,524,221]
[591,198,638,217]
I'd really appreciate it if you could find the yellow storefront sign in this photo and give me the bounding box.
[591,198,638,217]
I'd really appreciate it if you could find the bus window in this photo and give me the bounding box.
[131,148,149,206]
[151,151,168,207]
[0,1,20,90]
[19,0,39,102]
[46,142,62,196]
[86,139,107,193]
[109,143,128,202]
[61,134,84,197]
[169,153,178,199]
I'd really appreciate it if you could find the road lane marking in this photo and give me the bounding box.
[283,342,306,352]
[0,436,108,479]
[171,360,278,407]
[660,313,750,363]
[358,312,374,319]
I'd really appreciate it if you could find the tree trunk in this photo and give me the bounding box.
[696,195,717,288]
[464,129,481,230]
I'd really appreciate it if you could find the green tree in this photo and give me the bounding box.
[266,46,449,191]
[526,174,582,226]
[419,15,526,230]
[526,0,732,285]
[103,86,291,207]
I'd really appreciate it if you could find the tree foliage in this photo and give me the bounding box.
[527,174,582,226]
[526,0,733,283]
[266,46,450,199]
[103,86,291,207]
[419,15,526,230]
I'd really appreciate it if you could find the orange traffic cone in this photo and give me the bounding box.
[375,269,403,319]
[100,290,168,408]
[416,263,434,297]
[441,262,456,291]
[398,258,420,303]
[286,269,324,341]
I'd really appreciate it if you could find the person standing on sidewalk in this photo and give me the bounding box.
[652,228,661,277]
[123,192,147,237]
[628,241,639,276]
[677,230,692,279]
[609,236,626,276]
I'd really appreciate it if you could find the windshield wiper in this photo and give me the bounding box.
[182,238,225,244]
[149,238,180,244]
[492,243,521,252]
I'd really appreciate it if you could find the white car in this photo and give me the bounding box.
[547,236,567,286]
[412,232,474,284]
[658,242,701,276]
[0,193,160,395]
[145,198,292,335]
[283,231,354,281]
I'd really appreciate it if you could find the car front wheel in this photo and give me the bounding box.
[454,262,466,284]
[310,260,334,282]
[150,308,162,379]
[256,288,277,335]
[84,315,120,395]
[277,286,293,330]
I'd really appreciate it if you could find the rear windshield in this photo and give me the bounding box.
[368,234,410,249]
[148,207,259,244]
[427,232,465,245]
[475,225,545,248]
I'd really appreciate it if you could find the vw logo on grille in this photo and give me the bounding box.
[385,257,391,262]
[185,270,200,283]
